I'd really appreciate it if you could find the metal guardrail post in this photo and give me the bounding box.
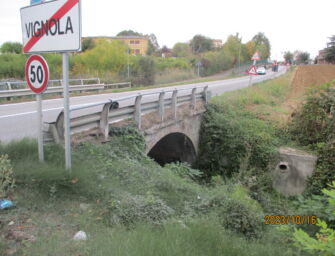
[80,79,84,85]
[158,91,165,123]
[100,102,113,140]
[134,94,142,129]
[54,111,65,143]
[7,82,12,90]
[172,89,178,120]
[191,87,196,110]
[203,86,208,104]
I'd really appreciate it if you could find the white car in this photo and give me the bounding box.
[256,67,266,75]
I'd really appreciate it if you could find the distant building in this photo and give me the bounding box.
[82,36,149,56]
[212,39,223,48]
[317,49,327,64]
[316,36,335,64]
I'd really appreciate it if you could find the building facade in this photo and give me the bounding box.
[212,39,223,48]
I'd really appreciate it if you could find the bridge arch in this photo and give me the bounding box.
[147,132,196,165]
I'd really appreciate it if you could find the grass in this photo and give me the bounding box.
[0,133,302,255]
[19,217,301,256]
[211,69,293,110]
[0,70,313,255]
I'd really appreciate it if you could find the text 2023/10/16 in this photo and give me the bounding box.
[264,215,317,225]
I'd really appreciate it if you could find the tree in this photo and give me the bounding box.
[81,38,95,52]
[172,43,191,57]
[79,41,128,74]
[190,35,213,54]
[245,41,256,59]
[117,30,142,37]
[223,34,244,65]
[325,47,335,64]
[326,35,335,48]
[138,57,155,85]
[296,51,310,64]
[283,51,293,64]
[0,42,22,54]
[251,32,271,59]
[324,36,335,64]
[146,34,160,55]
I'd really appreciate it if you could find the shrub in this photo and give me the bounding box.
[109,193,174,226]
[0,53,27,79]
[165,162,203,181]
[219,198,264,238]
[135,56,156,85]
[194,184,265,238]
[155,57,191,71]
[201,50,234,76]
[0,154,15,197]
[197,104,279,178]
[290,82,335,194]
[293,181,335,255]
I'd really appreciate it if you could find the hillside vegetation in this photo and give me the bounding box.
[0,32,271,86]
[1,67,335,255]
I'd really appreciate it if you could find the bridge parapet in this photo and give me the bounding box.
[45,86,209,144]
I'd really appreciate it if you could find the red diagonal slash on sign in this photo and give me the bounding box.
[23,0,79,53]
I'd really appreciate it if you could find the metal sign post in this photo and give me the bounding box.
[25,54,49,162]
[36,94,44,161]
[21,0,81,170]
[62,53,71,170]
[248,50,261,86]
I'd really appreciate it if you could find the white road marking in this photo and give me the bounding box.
[0,107,63,119]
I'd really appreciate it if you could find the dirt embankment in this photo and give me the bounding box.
[270,65,335,125]
[291,65,335,90]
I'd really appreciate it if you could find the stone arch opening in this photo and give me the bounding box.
[148,132,196,166]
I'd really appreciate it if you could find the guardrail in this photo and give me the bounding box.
[0,78,132,99]
[44,86,209,143]
[0,78,101,90]
[0,84,105,98]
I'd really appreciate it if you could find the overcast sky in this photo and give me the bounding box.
[0,0,334,60]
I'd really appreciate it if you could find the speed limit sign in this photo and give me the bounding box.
[25,55,49,94]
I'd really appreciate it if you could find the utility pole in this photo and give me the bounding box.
[127,49,130,79]
[238,37,242,74]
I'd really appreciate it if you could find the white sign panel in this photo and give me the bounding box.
[20,0,81,53]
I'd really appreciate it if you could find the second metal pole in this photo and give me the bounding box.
[248,59,257,86]
[62,53,71,170]
[36,94,44,162]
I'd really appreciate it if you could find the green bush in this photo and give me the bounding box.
[133,56,156,85]
[201,50,234,76]
[109,193,174,226]
[155,57,191,71]
[197,104,279,178]
[0,154,15,198]
[294,181,335,255]
[165,162,203,181]
[74,41,128,76]
[0,53,27,79]
[290,82,335,194]
[219,198,264,238]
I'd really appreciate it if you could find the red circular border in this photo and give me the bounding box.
[25,55,49,94]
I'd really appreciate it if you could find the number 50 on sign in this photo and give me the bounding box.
[25,55,49,94]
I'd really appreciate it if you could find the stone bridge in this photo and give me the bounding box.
[45,87,208,165]
[140,103,204,165]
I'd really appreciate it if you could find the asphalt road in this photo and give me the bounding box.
[0,66,287,142]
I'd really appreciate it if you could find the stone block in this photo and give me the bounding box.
[273,147,317,196]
